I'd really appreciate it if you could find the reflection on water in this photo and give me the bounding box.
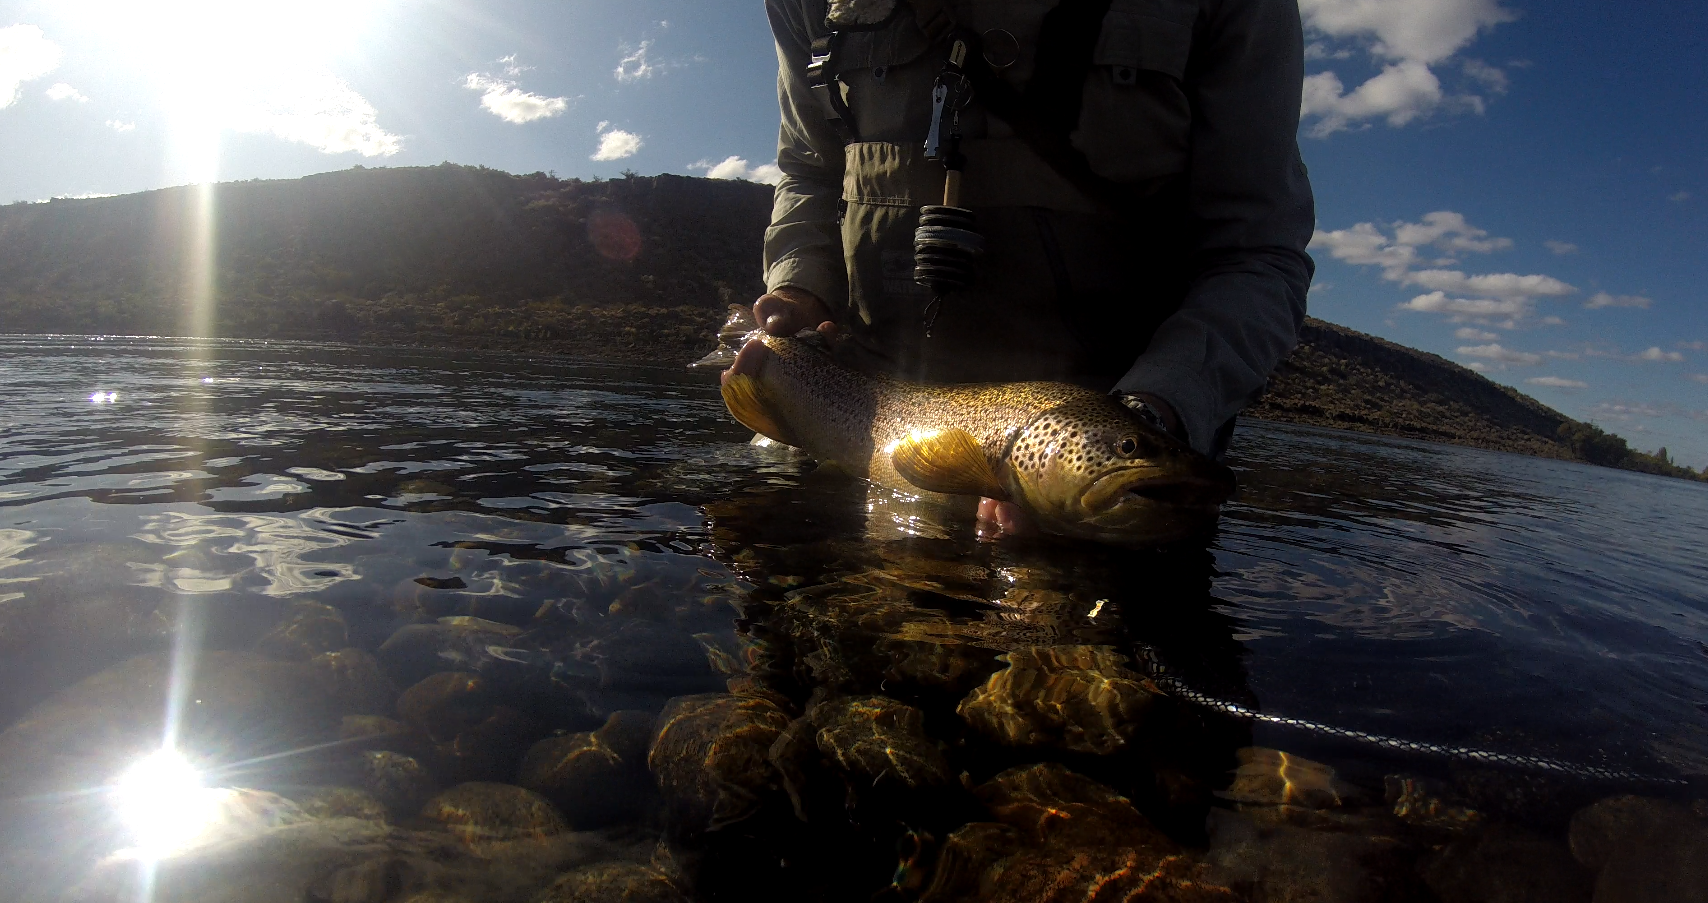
[0,335,1705,902]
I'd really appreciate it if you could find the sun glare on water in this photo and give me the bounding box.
[112,747,223,858]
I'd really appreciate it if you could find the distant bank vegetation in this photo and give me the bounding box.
[1,164,1699,482]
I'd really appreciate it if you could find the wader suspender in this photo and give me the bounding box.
[806,32,859,143]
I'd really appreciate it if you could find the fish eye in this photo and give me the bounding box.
[1118,437,1138,457]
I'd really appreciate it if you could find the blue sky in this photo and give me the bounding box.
[1,0,1704,466]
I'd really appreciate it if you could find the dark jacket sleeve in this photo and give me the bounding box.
[762,0,850,310]
[1112,0,1315,453]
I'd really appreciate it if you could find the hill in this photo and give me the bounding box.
[0,164,1698,481]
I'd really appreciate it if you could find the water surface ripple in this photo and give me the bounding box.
[1,335,1704,900]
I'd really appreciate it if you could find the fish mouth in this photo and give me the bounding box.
[1080,468,1234,512]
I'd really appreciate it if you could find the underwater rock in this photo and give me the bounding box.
[1218,747,1352,810]
[395,670,543,781]
[648,693,791,833]
[295,786,390,822]
[1568,794,1708,903]
[1386,775,1482,831]
[808,695,951,790]
[379,620,539,689]
[342,714,409,744]
[519,711,656,829]
[255,600,350,661]
[360,750,437,816]
[533,861,690,903]
[1421,824,1590,903]
[974,762,1168,849]
[65,813,647,903]
[956,646,1155,755]
[399,672,498,741]
[1568,794,1697,871]
[920,764,1235,902]
[420,782,569,849]
[310,647,398,715]
[1199,806,1416,903]
[0,650,337,812]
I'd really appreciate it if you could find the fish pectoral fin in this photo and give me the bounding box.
[889,429,1009,499]
[721,373,799,447]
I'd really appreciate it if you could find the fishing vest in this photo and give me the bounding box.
[803,0,1200,386]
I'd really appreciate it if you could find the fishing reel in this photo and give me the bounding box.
[913,31,985,335]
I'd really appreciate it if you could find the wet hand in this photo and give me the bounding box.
[723,288,837,385]
[753,286,834,337]
[976,497,1037,538]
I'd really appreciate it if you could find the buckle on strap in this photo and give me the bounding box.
[806,34,859,144]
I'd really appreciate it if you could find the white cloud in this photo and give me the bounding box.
[1301,61,1443,136]
[0,24,61,109]
[1299,0,1518,63]
[615,40,655,82]
[592,125,643,161]
[1690,374,1708,385]
[105,119,134,132]
[44,82,87,103]
[207,71,400,156]
[1406,269,1574,299]
[1456,342,1541,365]
[1313,212,1581,327]
[464,72,569,124]
[1297,0,1517,135]
[1591,402,1666,420]
[1677,341,1705,351]
[1584,292,1651,310]
[1526,376,1587,389]
[1392,210,1512,254]
[1669,191,1691,203]
[1543,240,1578,256]
[1455,327,1498,341]
[688,155,784,185]
[1634,347,1684,363]
[1461,58,1508,93]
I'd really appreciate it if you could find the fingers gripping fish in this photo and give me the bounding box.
[695,307,1235,545]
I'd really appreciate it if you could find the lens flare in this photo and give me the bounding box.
[112,748,220,857]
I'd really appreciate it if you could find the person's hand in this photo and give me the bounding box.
[723,287,837,384]
[754,286,835,338]
[976,498,1037,538]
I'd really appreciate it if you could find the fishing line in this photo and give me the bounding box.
[1130,645,1690,788]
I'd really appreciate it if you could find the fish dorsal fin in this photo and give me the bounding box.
[889,429,1009,500]
[721,373,799,447]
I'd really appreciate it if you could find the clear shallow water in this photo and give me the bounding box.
[1,335,1705,901]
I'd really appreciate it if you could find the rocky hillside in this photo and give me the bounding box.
[0,165,1697,480]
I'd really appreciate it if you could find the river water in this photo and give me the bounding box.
[1,335,1704,902]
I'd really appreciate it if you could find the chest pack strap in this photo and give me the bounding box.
[807,33,860,143]
[910,0,1178,211]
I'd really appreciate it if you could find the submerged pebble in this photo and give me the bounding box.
[519,711,657,829]
[534,861,689,903]
[255,600,349,661]
[1420,823,1591,903]
[808,695,950,789]
[309,647,398,715]
[920,763,1235,902]
[420,782,569,848]
[956,645,1155,754]
[648,693,792,833]
[360,750,436,816]
[1568,794,1708,903]
[1217,747,1351,809]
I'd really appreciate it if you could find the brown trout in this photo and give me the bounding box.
[695,307,1234,544]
